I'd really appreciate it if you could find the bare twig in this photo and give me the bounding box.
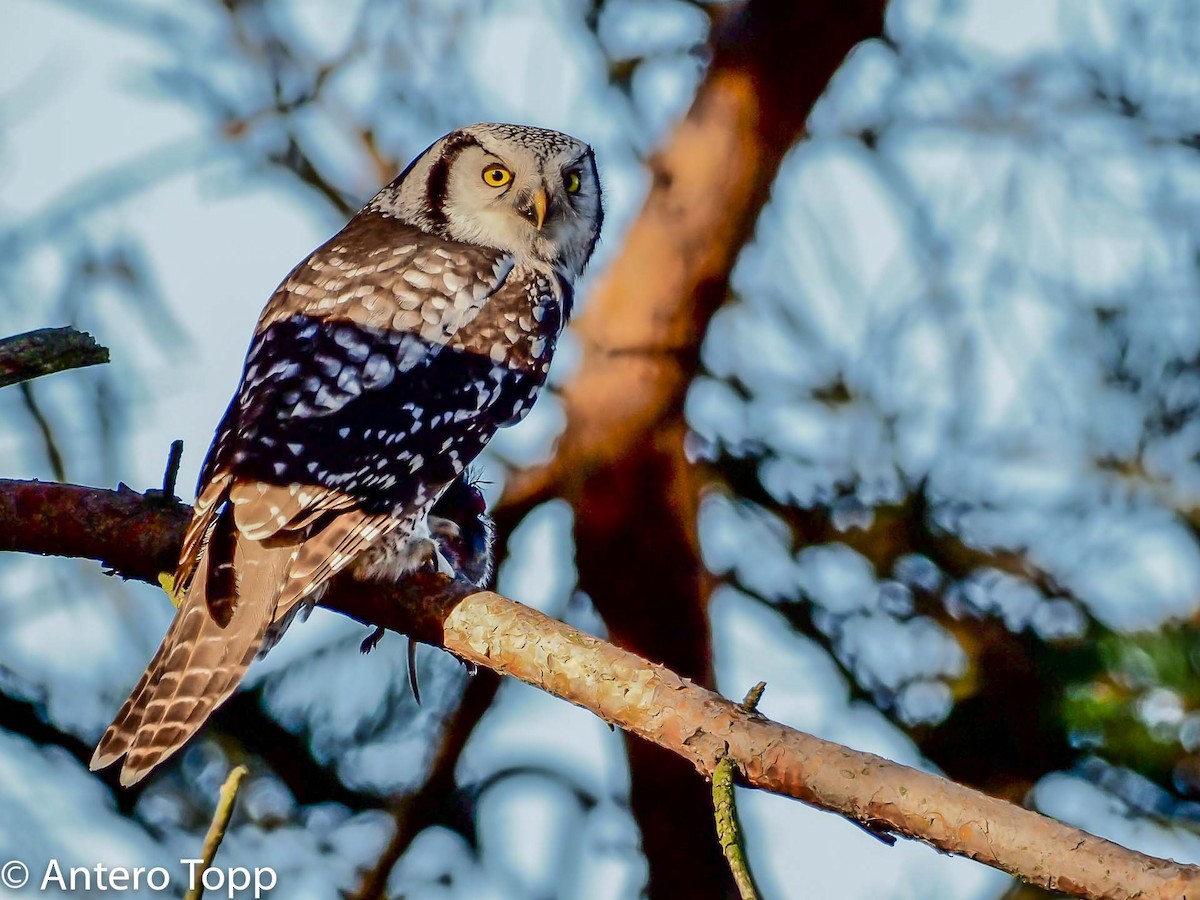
[713,683,766,900]
[184,764,248,900]
[154,439,185,501]
[0,327,109,388]
[17,383,67,481]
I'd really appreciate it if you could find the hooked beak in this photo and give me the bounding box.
[530,188,548,231]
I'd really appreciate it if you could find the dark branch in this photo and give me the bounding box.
[0,328,110,389]
[0,686,141,815]
[160,440,185,500]
[0,479,190,583]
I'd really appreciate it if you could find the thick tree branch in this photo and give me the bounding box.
[0,479,190,582]
[2,479,1199,900]
[330,585,1200,900]
[0,328,109,388]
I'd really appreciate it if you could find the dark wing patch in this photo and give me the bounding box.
[222,314,543,514]
[204,502,239,626]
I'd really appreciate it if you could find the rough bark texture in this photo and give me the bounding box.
[494,1,890,893]
[3,479,1199,900]
[426,592,1200,900]
[0,327,109,388]
[0,479,189,581]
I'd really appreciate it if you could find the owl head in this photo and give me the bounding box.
[375,123,603,278]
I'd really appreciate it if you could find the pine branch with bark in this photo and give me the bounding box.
[1,478,1197,900]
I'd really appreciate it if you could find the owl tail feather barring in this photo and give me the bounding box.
[91,124,603,786]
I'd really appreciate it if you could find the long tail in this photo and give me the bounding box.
[90,529,293,786]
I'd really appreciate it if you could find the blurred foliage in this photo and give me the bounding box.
[688,0,1200,819]
[1064,629,1200,805]
[4,0,1200,896]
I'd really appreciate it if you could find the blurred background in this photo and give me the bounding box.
[2,0,1200,897]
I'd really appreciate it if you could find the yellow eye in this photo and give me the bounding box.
[482,165,512,187]
[564,170,582,193]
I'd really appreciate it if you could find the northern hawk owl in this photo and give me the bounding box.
[92,123,603,785]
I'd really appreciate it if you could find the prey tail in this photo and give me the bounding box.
[90,531,293,786]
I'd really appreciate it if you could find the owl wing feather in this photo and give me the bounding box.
[92,530,295,784]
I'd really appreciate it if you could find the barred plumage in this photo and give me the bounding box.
[92,123,602,785]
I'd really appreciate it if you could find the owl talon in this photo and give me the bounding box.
[407,638,422,705]
[360,626,386,654]
[410,537,438,573]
